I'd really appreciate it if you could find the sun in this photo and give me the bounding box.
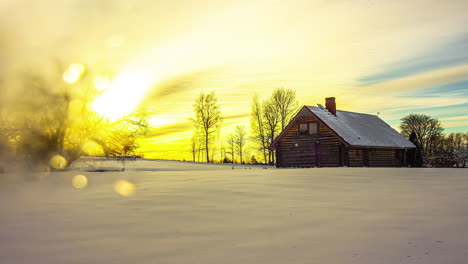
[92,71,154,121]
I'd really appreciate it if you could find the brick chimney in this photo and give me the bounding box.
[325,97,336,116]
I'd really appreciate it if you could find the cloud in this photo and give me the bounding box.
[2,0,468,158]
[402,80,468,98]
[144,112,250,139]
[353,63,468,95]
[145,122,193,138]
[141,67,224,104]
[440,115,468,129]
[358,33,468,86]
[224,113,250,120]
[441,115,468,121]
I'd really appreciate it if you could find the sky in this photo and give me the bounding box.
[1,0,467,160]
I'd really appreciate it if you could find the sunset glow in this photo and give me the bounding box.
[1,0,467,160]
[93,76,111,92]
[2,2,468,263]
[92,71,155,121]
[62,63,85,84]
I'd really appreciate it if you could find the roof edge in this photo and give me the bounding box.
[268,105,307,150]
[269,106,350,150]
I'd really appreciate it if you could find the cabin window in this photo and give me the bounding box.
[299,122,318,135]
[309,123,318,134]
[299,123,308,134]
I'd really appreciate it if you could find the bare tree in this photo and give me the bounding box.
[226,133,235,163]
[0,60,155,171]
[10,70,78,168]
[459,133,468,167]
[271,88,299,130]
[250,89,298,165]
[190,133,198,162]
[435,133,468,167]
[263,98,280,164]
[234,125,248,164]
[400,113,444,163]
[102,111,150,158]
[192,91,222,162]
[250,95,268,164]
[220,146,227,163]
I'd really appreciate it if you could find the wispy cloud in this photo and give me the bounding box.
[146,122,193,138]
[440,115,468,129]
[358,34,468,86]
[354,63,468,95]
[141,68,224,104]
[3,0,468,158]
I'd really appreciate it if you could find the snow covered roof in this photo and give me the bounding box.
[271,105,415,149]
[306,106,415,148]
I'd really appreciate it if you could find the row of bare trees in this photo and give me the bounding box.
[224,125,248,163]
[400,113,468,167]
[189,88,298,164]
[189,90,467,167]
[190,92,222,163]
[250,88,298,164]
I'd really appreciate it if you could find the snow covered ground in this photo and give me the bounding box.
[1,160,467,264]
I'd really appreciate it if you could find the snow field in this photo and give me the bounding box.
[0,161,467,264]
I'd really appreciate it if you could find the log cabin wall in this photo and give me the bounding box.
[368,149,399,167]
[347,149,364,167]
[346,148,400,167]
[274,107,410,168]
[276,113,341,167]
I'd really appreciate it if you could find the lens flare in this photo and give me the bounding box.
[63,63,85,84]
[72,175,88,189]
[92,71,153,121]
[149,117,176,126]
[50,155,67,169]
[114,179,136,197]
[93,76,111,92]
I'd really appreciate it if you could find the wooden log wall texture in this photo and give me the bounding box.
[346,148,400,167]
[368,149,399,167]
[347,149,364,167]
[276,109,405,168]
[277,116,340,167]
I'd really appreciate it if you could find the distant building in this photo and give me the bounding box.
[270,97,415,167]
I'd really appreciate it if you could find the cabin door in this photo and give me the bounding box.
[363,149,370,167]
[314,142,320,167]
[300,142,318,167]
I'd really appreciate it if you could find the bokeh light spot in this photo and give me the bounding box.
[50,155,67,169]
[72,175,88,189]
[114,180,136,197]
[63,63,85,83]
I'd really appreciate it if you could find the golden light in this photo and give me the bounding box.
[82,140,103,155]
[50,154,67,169]
[114,179,136,197]
[72,175,88,189]
[92,71,154,121]
[108,35,124,48]
[63,63,85,84]
[149,117,176,126]
[93,76,111,92]
[68,99,83,118]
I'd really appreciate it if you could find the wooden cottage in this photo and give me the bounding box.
[270,97,416,167]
